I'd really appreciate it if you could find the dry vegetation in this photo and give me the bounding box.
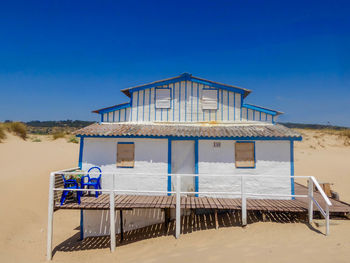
[0,122,27,141]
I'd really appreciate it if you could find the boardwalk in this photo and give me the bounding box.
[56,183,350,214]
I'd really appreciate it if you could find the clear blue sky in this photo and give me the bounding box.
[1,0,349,126]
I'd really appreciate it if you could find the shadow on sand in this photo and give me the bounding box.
[53,210,316,256]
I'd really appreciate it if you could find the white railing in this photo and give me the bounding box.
[47,168,332,260]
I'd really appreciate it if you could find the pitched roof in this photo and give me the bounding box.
[121,73,251,98]
[75,123,302,140]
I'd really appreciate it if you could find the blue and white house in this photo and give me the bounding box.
[75,73,302,237]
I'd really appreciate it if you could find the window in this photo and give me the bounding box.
[117,142,135,168]
[235,142,255,168]
[202,89,218,110]
[155,88,171,109]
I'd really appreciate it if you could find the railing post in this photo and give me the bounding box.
[325,204,329,236]
[175,174,181,239]
[109,174,116,252]
[46,173,55,261]
[241,176,247,226]
[308,178,313,224]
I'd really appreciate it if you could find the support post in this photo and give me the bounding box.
[120,210,124,242]
[325,204,329,236]
[109,174,116,252]
[175,174,181,239]
[241,176,247,226]
[308,178,313,224]
[214,210,219,229]
[46,173,55,261]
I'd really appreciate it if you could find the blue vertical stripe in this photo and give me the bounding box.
[247,108,249,120]
[191,81,193,122]
[167,84,169,121]
[173,83,175,121]
[112,111,115,122]
[148,89,151,121]
[124,108,127,122]
[221,89,223,121]
[233,93,236,121]
[290,140,295,199]
[240,94,243,121]
[215,89,218,121]
[100,114,103,123]
[197,83,199,121]
[194,139,199,197]
[142,90,145,121]
[154,88,157,121]
[202,85,205,121]
[227,90,230,120]
[260,111,262,121]
[185,81,187,121]
[118,109,121,122]
[80,209,84,240]
[253,110,255,121]
[78,137,84,169]
[136,91,139,121]
[179,82,181,121]
[167,139,172,196]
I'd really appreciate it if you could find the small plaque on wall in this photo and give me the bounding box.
[213,142,221,148]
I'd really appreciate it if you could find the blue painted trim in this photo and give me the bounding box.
[173,83,175,121]
[259,111,262,121]
[130,92,133,121]
[80,209,84,240]
[179,81,181,121]
[242,104,278,116]
[240,94,243,121]
[202,85,205,121]
[78,137,84,169]
[290,140,295,199]
[143,89,145,121]
[194,139,199,197]
[100,114,103,123]
[221,89,224,121]
[118,110,121,122]
[107,112,109,122]
[247,108,249,120]
[191,81,193,122]
[124,74,247,98]
[167,84,169,121]
[253,110,255,121]
[149,88,151,121]
[97,102,131,114]
[136,91,139,121]
[125,108,127,121]
[197,83,199,121]
[227,90,230,120]
[118,142,134,144]
[167,139,172,196]
[235,141,256,169]
[272,116,275,124]
[185,81,187,121]
[78,134,302,141]
[233,93,236,121]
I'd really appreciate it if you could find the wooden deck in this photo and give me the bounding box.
[55,183,350,214]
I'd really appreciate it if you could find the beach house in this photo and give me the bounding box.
[72,73,302,237]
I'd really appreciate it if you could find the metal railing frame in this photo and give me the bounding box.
[47,168,332,260]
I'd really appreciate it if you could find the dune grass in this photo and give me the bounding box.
[0,122,27,141]
[0,126,6,142]
[52,131,66,140]
[68,136,79,144]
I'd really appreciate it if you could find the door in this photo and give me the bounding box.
[171,140,195,193]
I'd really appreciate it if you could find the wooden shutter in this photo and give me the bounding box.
[117,143,135,168]
[202,89,218,109]
[235,142,255,168]
[155,88,171,108]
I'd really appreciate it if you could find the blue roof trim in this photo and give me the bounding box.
[95,102,131,114]
[77,134,302,141]
[242,103,282,116]
[123,73,251,98]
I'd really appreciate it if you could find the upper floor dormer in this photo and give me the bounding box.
[93,73,283,124]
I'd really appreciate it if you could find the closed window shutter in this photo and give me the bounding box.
[156,89,171,108]
[235,142,255,168]
[202,89,218,109]
[117,143,135,167]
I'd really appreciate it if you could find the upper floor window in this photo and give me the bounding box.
[202,89,218,110]
[155,88,171,109]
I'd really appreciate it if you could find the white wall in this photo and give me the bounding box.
[82,138,168,194]
[83,209,164,238]
[198,140,291,199]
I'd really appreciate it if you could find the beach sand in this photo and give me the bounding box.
[0,130,350,263]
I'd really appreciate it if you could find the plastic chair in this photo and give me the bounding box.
[60,175,81,205]
[81,166,102,198]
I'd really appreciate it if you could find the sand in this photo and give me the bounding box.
[0,130,350,263]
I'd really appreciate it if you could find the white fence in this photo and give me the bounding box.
[47,168,332,260]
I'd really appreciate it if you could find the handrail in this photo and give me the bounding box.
[47,170,333,260]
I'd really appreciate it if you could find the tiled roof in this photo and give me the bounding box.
[75,123,302,140]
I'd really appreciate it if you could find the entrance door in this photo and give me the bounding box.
[171,140,195,193]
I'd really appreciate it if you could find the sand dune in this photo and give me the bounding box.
[0,130,350,263]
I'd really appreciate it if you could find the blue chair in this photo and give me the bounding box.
[60,175,81,205]
[81,166,102,198]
